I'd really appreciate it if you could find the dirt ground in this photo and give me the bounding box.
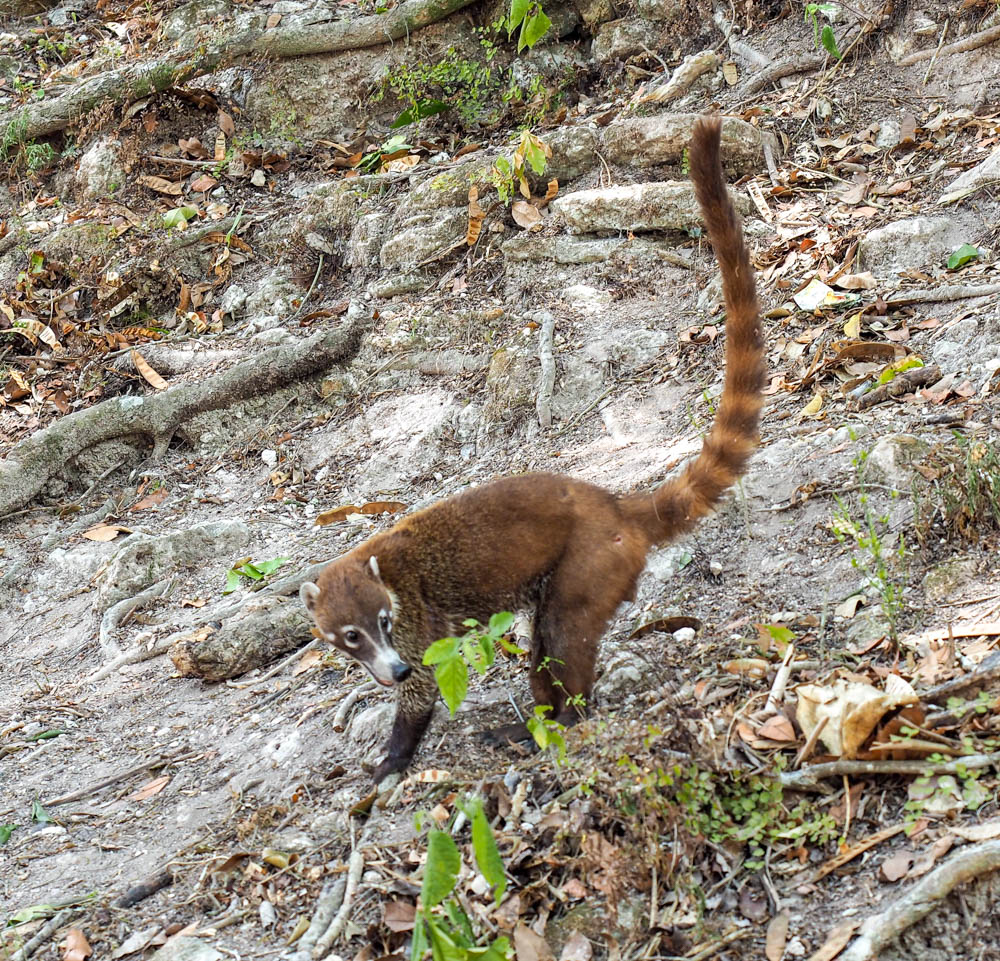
[3,0,1000,958]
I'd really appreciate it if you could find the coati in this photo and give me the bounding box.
[301,117,766,783]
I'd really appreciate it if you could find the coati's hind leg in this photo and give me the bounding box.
[372,664,436,783]
[485,549,638,745]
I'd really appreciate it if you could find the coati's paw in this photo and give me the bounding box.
[479,722,535,749]
[372,754,411,784]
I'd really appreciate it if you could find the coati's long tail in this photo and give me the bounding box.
[620,117,766,544]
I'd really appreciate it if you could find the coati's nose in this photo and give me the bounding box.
[393,662,412,683]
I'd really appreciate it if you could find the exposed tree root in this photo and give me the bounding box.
[897,24,1000,65]
[779,751,1000,791]
[0,0,480,143]
[840,840,1000,961]
[0,320,366,520]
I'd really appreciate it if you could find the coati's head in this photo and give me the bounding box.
[299,555,412,687]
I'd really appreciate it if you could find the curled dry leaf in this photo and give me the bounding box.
[511,200,543,230]
[63,929,92,961]
[383,900,416,932]
[137,175,183,196]
[132,350,168,390]
[82,524,131,542]
[757,714,797,742]
[128,774,170,802]
[765,911,790,961]
[467,186,485,245]
[796,676,918,758]
[314,501,407,526]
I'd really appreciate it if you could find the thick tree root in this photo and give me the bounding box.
[0,320,366,520]
[0,0,479,143]
[840,840,1000,961]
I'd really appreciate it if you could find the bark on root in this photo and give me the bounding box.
[0,0,479,144]
[840,840,1000,961]
[0,320,366,519]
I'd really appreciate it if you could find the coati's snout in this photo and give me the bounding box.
[300,555,411,687]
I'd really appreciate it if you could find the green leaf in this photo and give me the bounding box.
[223,568,242,594]
[947,244,980,269]
[7,903,56,926]
[507,0,530,33]
[814,2,840,18]
[469,800,507,905]
[422,829,461,908]
[518,8,551,51]
[488,611,514,635]
[253,557,289,576]
[435,655,468,716]
[28,250,45,273]
[427,916,465,961]
[411,916,429,961]
[27,729,66,742]
[443,899,475,946]
[391,99,450,128]
[236,562,264,580]
[760,624,795,646]
[423,636,460,665]
[162,206,198,228]
[31,800,54,824]
[469,937,512,961]
[0,824,17,845]
[820,24,841,58]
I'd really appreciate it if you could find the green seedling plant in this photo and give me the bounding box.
[804,2,842,59]
[490,130,550,204]
[423,612,519,716]
[947,244,980,270]
[223,556,290,594]
[832,470,906,640]
[411,796,511,960]
[506,0,551,50]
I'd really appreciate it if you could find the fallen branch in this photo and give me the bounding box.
[313,848,366,958]
[81,632,177,686]
[231,637,320,689]
[886,283,1000,306]
[98,579,174,657]
[42,749,200,806]
[897,23,1000,66]
[0,0,481,144]
[739,54,825,96]
[0,319,366,519]
[535,310,556,429]
[292,878,348,961]
[779,751,1000,791]
[851,364,941,411]
[840,840,1000,961]
[922,650,1000,705]
[333,680,378,732]
[9,909,78,961]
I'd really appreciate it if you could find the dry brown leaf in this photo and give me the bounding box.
[138,175,183,196]
[833,272,876,290]
[314,501,407,526]
[511,200,542,230]
[757,715,796,742]
[951,819,1000,842]
[467,186,485,245]
[266,11,281,26]
[132,350,168,390]
[543,179,559,203]
[513,923,555,961]
[806,919,859,961]
[292,649,324,675]
[628,615,702,639]
[128,774,170,802]
[559,932,593,961]
[190,174,218,193]
[766,911,790,961]
[10,317,60,349]
[908,834,954,878]
[561,878,588,899]
[63,929,92,961]
[82,524,130,542]
[878,849,912,882]
[723,658,769,679]
[722,60,739,85]
[132,488,169,511]
[218,110,235,137]
[383,900,416,932]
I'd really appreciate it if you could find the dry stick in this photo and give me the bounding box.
[0,320,365,518]
[779,750,1000,791]
[9,909,77,961]
[0,0,481,143]
[840,840,1000,961]
[312,848,366,958]
[739,54,825,96]
[79,631,184,686]
[921,651,1000,705]
[886,283,1000,306]
[98,579,174,657]
[535,311,556,430]
[898,23,1000,66]
[294,879,348,959]
[922,17,949,84]
[332,680,378,732]
[42,749,201,806]
[793,715,828,769]
[761,643,795,716]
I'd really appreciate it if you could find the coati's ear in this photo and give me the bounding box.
[368,556,381,580]
[300,582,320,612]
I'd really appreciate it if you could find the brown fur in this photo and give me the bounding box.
[301,117,766,783]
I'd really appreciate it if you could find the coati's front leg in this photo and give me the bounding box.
[372,664,436,783]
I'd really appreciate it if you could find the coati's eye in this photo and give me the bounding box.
[379,613,391,633]
[343,629,360,646]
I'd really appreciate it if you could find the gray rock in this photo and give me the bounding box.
[96,520,250,611]
[346,212,392,270]
[161,0,232,41]
[857,215,980,275]
[149,937,222,961]
[380,209,467,269]
[592,18,659,62]
[742,439,810,504]
[542,125,599,182]
[861,434,930,490]
[503,234,624,263]
[603,114,777,174]
[594,650,644,700]
[75,139,125,202]
[552,182,746,234]
[922,557,978,602]
[637,0,683,20]
[219,283,248,316]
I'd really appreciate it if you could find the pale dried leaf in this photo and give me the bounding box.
[559,932,592,961]
[132,350,169,390]
[63,929,92,961]
[512,200,542,230]
[514,923,555,961]
[128,774,170,802]
[137,175,183,196]
[82,524,130,542]
[878,850,912,882]
[766,911,789,961]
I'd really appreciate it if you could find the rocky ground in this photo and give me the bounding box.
[2,0,1000,958]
